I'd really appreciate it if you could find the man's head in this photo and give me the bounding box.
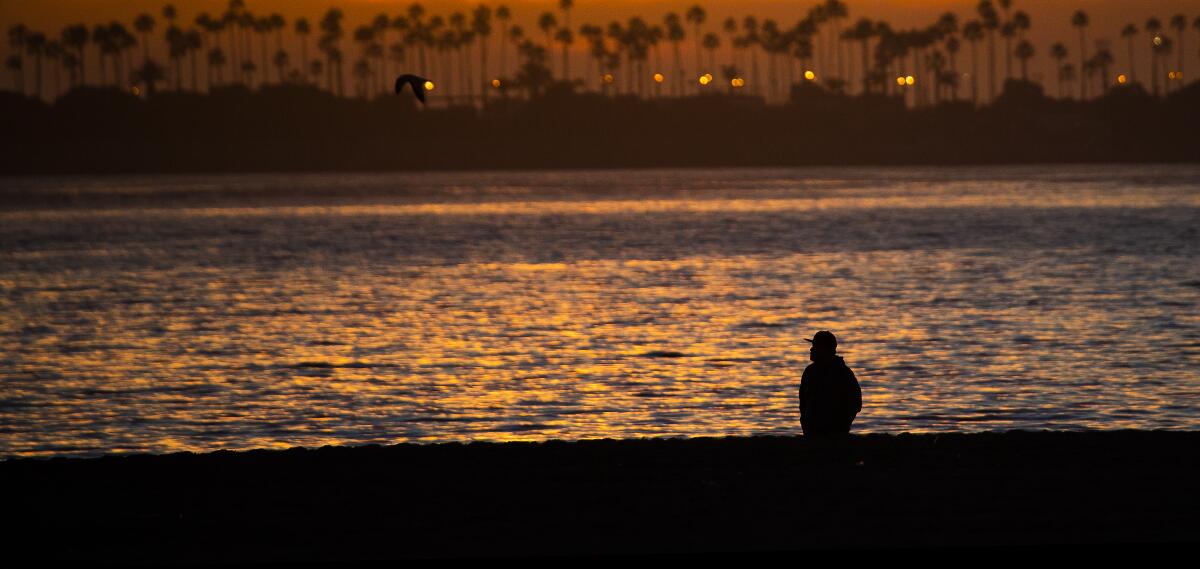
[806,330,837,361]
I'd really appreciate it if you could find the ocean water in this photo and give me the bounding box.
[2,166,1199,458]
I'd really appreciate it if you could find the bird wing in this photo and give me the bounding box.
[395,74,428,104]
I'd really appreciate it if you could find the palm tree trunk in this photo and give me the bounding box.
[860,39,870,94]
[1126,38,1136,83]
[1078,29,1087,100]
[260,35,269,85]
[971,41,979,105]
[987,31,995,102]
[480,37,488,106]
[751,47,760,97]
[673,42,682,96]
[231,28,240,85]
[300,38,309,83]
[1004,36,1012,80]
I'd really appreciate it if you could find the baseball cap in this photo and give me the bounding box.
[804,330,837,349]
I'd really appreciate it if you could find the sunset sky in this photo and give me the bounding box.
[4,1,1198,86]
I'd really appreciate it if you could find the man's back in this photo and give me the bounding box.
[798,355,862,435]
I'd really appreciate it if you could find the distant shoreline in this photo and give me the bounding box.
[4,81,1198,176]
[4,430,1198,562]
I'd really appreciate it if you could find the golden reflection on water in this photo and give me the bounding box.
[2,167,1200,457]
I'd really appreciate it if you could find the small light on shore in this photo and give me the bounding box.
[731,77,745,88]
[905,75,915,86]
[602,73,614,84]
[896,76,906,86]
[424,81,435,91]
[1168,71,1177,80]
[804,70,816,81]
[699,73,713,85]
[131,86,141,96]
[1117,74,1128,84]
[491,78,501,88]
[653,73,664,83]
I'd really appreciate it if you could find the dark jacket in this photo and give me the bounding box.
[798,356,862,435]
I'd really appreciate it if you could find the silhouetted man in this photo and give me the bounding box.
[798,331,862,436]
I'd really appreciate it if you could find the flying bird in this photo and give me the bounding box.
[394,74,431,104]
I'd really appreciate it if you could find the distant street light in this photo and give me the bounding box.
[804,70,816,81]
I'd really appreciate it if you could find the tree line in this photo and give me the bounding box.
[5,0,1199,106]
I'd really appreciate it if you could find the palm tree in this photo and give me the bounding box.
[45,40,63,98]
[1000,22,1016,81]
[448,12,469,100]
[25,31,46,99]
[579,23,603,89]
[962,20,983,104]
[554,27,574,84]
[977,1,999,101]
[495,5,511,78]
[473,5,493,104]
[508,24,526,85]
[220,7,239,84]
[61,25,89,86]
[1071,10,1089,100]
[1089,47,1113,94]
[272,49,288,85]
[308,58,323,85]
[165,25,186,90]
[1050,42,1068,97]
[945,36,961,100]
[5,24,28,93]
[319,8,345,96]
[295,18,311,82]
[1152,34,1173,96]
[93,24,112,85]
[685,5,707,86]
[207,47,226,86]
[701,33,720,74]
[844,18,875,94]
[1169,15,1186,84]
[514,39,552,97]
[134,14,155,63]
[5,54,22,94]
[824,0,850,81]
[558,0,574,82]
[665,13,685,96]
[132,58,166,95]
[184,29,202,91]
[1120,24,1138,84]
[352,57,371,98]
[1058,62,1075,97]
[118,25,138,84]
[722,17,738,71]
[1014,39,1034,82]
[537,12,557,79]
[61,51,79,90]
[1013,11,1031,40]
[743,16,761,96]
[1146,17,1162,96]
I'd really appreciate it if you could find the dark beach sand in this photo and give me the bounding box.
[3,431,1198,563]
